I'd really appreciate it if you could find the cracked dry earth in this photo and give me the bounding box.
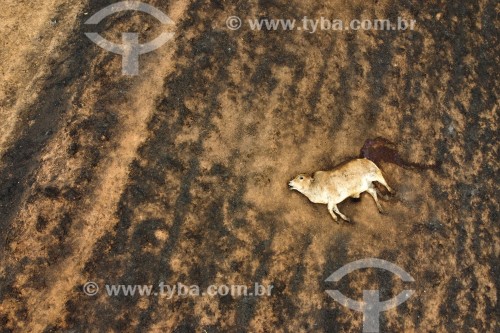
[0,0,498,332]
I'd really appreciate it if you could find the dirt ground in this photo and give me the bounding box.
[0,0,498,332]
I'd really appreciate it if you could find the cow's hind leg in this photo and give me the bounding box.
[375,169,393,193]
[367,183,385,213]
[376,188,390,200]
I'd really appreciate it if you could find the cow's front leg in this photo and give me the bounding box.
[327,202,340,224]
[331,202,351,223]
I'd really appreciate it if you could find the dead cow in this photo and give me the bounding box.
[288,158,393,223]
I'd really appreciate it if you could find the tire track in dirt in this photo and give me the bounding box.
[0,1,87,155]
[22,2,190,331]
[395,1,498,331]
[0,1,93,245]
[62,2,249,330]
[0,1,138,327]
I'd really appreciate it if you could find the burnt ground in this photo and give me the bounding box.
[0,0,498,332]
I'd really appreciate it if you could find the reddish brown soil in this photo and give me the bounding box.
[0,0,498,332]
